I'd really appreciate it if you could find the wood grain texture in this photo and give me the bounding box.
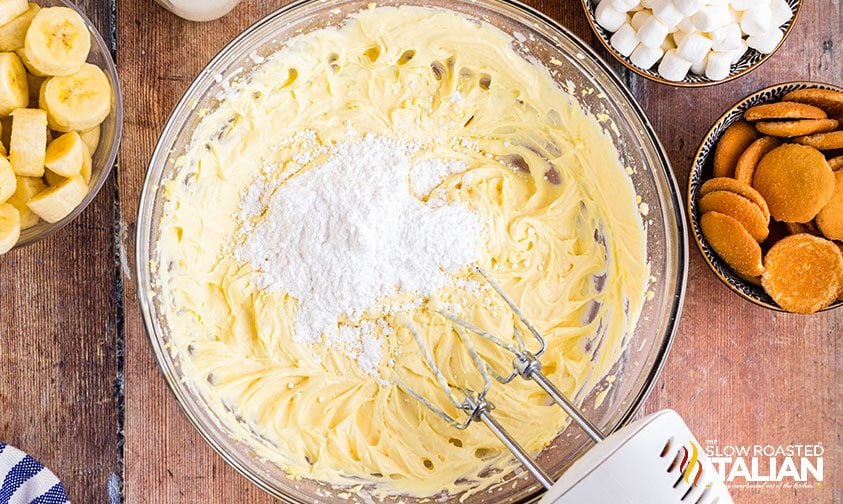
[115,1,842,503]
[118,3,293,503]
[0,1,119,503]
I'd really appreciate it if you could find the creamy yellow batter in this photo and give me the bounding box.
[155,5,648,499]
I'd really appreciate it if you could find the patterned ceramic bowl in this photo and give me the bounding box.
[580,0,803,87]
[688,81,843,312]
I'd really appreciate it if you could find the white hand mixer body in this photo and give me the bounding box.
[541,409,733,504]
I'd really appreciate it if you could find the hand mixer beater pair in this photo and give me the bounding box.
[395,267,733,504]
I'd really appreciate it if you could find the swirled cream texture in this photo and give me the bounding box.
[155,5,648,499]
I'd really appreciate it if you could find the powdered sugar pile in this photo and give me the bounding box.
[409,158,467,197]
[237,134,483,359]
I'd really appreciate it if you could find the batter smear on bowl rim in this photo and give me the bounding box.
[155,5,649,499]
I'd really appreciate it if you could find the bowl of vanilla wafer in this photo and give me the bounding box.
[689,82,843,314]
[0,0,122,254]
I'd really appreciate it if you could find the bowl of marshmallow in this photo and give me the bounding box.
[581,0,802,86]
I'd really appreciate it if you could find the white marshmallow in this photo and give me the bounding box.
[705,51,733,80]
[770,0,793,26]
[631,10,652,30]
[693,5,732,31]
[730,0,768,11]
[676,16,696,33]
[712,23,743,51]
[747,27,784,54]
[611,0,640,12]
[678,31,713,63]
[596,2,629,32]
[638,16,670,48]
[740,4,773,37]
[653,2,684,28]
[641,0,667,9]
[690,54,708,74]
[674,0,703,16]
[726,39,749,63]
[672,30,689,47]
[658,48,692,81]
[610,23,640,56]
[630,44,664,68]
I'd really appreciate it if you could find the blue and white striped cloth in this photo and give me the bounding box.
[0,443,69,504]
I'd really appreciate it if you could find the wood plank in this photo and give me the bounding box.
[119,1,841,502]
[0,1,119,503]
[118,3,289,502]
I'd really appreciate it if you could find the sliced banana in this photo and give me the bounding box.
[7,174,43,228]
[0,154,14,202]
[9,107,45,176]
[40,63,111,132]
[23,6,90,76]
[80,142,91,183]
[0,201,20,253]
[0,51,29,116]
[0,3,38,52]
[26,173,86,223]
[78,124,99,154]
[15,46,43,76]
[46,145,90,185]
[0,0,27,27]
[45,131,83,176]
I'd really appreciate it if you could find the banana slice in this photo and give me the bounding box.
[0,3,38,52]
[9,107,45,176]
[80,142,91,183]
[45,144,90,185]
[78,124,99,154]
[7,174,43,228]
[14,46,43,76]
[45,131,83,177]
[40,63,111,132]
[0,201,20,253]
[0,51,29,116]
[0,154,14,202]
[23,7,90,76]
[26,173,86,223]
[0,0,27,27]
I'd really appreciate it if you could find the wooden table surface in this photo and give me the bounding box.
[0,1,839,502]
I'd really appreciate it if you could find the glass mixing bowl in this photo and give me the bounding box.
[13,0,123,249]
[136,0,688,502]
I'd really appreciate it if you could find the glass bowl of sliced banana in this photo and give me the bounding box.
[0,0,122,253]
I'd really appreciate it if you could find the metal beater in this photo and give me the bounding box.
[394,267,733,503]
[394,266,604,489]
